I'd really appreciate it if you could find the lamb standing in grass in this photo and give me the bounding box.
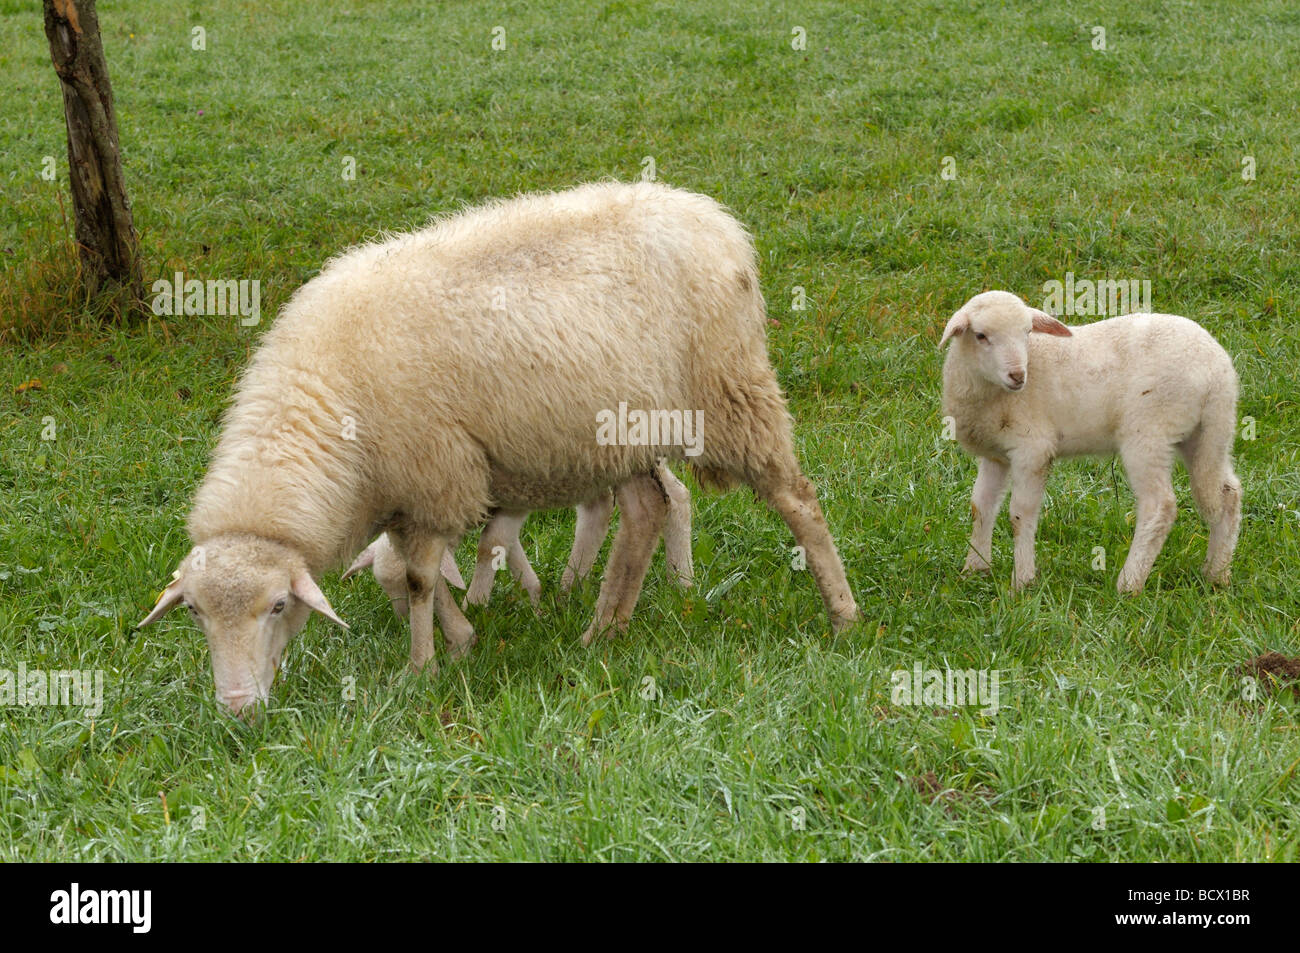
[138,181,858,714]
[346,460,694,615]
[941,290,1241,593]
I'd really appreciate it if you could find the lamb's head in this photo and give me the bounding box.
[137,534,347,715]
[941,290,1072,391]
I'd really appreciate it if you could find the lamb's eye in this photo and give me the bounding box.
[270,598,287,616]
[974,332,988,342]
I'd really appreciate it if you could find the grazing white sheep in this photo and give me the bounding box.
[346,460,693,614]
[138,181,858,714]
[941,290,1242,593]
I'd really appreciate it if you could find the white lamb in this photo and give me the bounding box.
[138,181,858,714]
[345,460,694,615]
[941,290,1241,593]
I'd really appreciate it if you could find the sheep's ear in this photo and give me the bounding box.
[1030,310,1072,336]
[939,312,969,348]
[341,542,378,581]
[138,576,185,628]
[440,550,466,590]
[291,571,350,629]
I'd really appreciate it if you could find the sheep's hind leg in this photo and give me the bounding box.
[1116,444,1177,594]
[754,466,858,631]
[963,456,1009,576]
[581,474,669,645]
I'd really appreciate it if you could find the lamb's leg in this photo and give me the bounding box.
[1116,444,1177,594]
[1008,454,1052,591]
[963,456,1010,576]
[581,474,668,645]
[506,534,542,606]
[1180,423,1242,587]
[657,461,694,588]
[434,575,477,659]
[754,467,858,631]
[561,490,614,592]
[465,511,528,607]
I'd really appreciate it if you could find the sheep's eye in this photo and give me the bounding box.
[974,332,988,342]
[270,598,287,616]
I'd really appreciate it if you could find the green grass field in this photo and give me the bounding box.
[2,0,1298,861]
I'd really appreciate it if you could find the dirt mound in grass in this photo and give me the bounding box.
[1241,653,1300,699]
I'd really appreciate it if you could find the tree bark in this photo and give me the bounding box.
[43,0,142,301]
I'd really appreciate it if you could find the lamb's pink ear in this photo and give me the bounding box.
[341,542,377,581]
[291,571,350,629]
[440,550,466,589]
[1029,310,1072,336]
[939,311,970,348]
[138,577,185,628]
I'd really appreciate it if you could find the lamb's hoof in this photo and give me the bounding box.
[1115,569,1148,594]
[1203,565,1231,588]
[1011,572,1036,592]
[961,561,992,579]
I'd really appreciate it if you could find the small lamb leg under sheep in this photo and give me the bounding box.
[348,461,692,622]
[941,290,1242,594]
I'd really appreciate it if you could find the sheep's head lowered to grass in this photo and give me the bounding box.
[940,290,1072,391]
[137,534,348,715]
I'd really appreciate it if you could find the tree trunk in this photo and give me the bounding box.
[43,0,142,301]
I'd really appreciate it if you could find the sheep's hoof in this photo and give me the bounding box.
[961,561,992,579]
[444,633,477,661]
[581,617,625,646]
[1011,573,1036,592]
[830,600,860,633]
[408,655,440,678]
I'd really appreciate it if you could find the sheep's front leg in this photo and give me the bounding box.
[561,491,614,592]
[963,456,1009,576]
[1008,454,1052,591]
[394,534,450,675]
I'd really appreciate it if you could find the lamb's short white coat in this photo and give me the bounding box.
[941,290,1241,593]
[139,181,858,714]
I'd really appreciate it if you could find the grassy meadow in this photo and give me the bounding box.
[1,0,1298,860]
